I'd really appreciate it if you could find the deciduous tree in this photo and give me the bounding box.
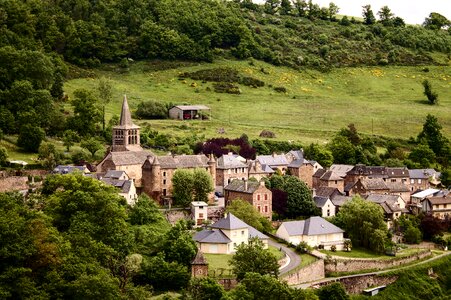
[226,199,272,232]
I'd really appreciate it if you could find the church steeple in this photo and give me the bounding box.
[112,95,142,152]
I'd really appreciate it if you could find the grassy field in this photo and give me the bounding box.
[64,59,451,145]
[320,247,423,259]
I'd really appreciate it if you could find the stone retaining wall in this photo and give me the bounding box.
[282,259,325,285]
[324,250,431,274]
[315,275,399,294]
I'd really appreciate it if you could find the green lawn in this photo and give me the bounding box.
[64,59,451,145]
[320,247,423,260]
[268,245,285,260]
[203,253,233,278]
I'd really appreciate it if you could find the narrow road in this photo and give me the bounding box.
[269,239,301,275]
[295,251,451,289]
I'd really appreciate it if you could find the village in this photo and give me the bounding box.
[1,96,449,293]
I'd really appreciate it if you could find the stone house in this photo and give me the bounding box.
[247,160,274,181]
[329,164,354,179]
[193,213,268,254]
[364,194,406,229]
[142,154,216,203]
[256,153,289,174]
[385,181,411,204]
[314,186,344,200]
[276,216,345,250]
[100,175,137,205]
[346,178,390,197]
[386,167,410,184]
[313,196,336,218]
[215,153,248,191]
[345,165,388,185]
[313,169,345,192]
[224,179,272,220]
[287,151,322,188]
[408,169,441,192]
[421,194,451,219]
[330,195,353,213]
[191,251,208,278]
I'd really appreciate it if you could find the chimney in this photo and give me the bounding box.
[272,152,276,158]
[260,180,265,187]
[312,188,316,197]
[244,178,248,191]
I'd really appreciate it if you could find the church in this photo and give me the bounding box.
[97,96,216,203]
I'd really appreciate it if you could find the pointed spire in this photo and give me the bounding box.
[119,95,133,126]
[191,250,208,265]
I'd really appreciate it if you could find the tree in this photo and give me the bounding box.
[317,282,349,300]
[408,144,436,168]
[81,137,104,158]
[264,0,280,14]
[193,168,214,203]
[328,135,355,165]
[280,0,292,15]
[0,146,7,166]
[404,225,422,244]
[67,89,102,136]
[362,5,376,25]
[38,142,63,170]
[423,12,450,30]
[328,3,339,21]
[293,0,308,17]
[229,238,279,280]
[422,80,438,104]
[135,100,169,120]
[305,143,334,167]
[172,169,194,206]
[333,196,388,253]
[161,221,197,267]
[50,72,64,100]
[420,214,447,240]
[226,199,272,232]
[417,114,448,158]
[377,6,394,26]
[186,277,225,300]
[172,169,213,206]
[17,125,45,152]
[97,77,113,132]
[63,129,79,151]
[128,195,166,226]
[283,176,318,218]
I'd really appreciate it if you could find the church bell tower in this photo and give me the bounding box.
[112,95,142,152]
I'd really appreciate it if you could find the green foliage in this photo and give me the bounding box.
[423,12,450,30]
[404,225,422,244]
[305,143,334,167]
[408,144,436,168]
[67,89,102,137]
[362,5,376,25]
[135,100,169,119]
[17,125,45,152]
[333,196,388,253]
[226,199,272,232]
[283,176,318,218]
[161,221,197,267]
[295,241,313,254]
[417,114,450,167]
[229,238,279,280]
[317,282,349,300]
[38,142,63,170]
[172,169,213,206]
[185,277,225,300]
[63,130,80,152]
[80,137,104,158]
[128,195,165,226]
[0,146,8,166]
[422,80,438,105]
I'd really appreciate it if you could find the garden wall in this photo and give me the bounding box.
[315,275,399,294]
[282,259,325,285]
[324,250,431,274]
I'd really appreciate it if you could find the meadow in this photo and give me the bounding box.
[64,59,451,145]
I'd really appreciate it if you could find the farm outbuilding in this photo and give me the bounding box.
[169,105,211,120]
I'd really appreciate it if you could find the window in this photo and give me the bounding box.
[257,195,260,201]
[391,179,396,182]
[334,180,338,184]
[199,213,204,218]
[163,189,166,196]
[265,206,268,213]
[264,194,268,200]
[258,206,261,212]
[418,179,422,184]
[327,209,330,217]
[241,230,245,236]
[410,179,414,184]
[163,179,166,185]
[163,172,166,177]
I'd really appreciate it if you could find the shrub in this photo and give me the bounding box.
[330,245,337,252]
[404,225,422,244]
[213,82,241,94]
[295,241,312,254]
[135,100,168,119]
[274,86,287,93]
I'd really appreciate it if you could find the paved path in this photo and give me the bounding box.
[295,251,451,289]
[269,239,301,275]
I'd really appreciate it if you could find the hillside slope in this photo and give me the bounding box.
[64,60,451,144]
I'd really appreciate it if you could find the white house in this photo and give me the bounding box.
[191,201,209,227]
[313,196,336,218]
[276,216,345,250]
[193,213,268,254]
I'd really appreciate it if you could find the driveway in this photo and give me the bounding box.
[269,239,301,275]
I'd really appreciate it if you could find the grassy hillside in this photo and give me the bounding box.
[64,60,451,145]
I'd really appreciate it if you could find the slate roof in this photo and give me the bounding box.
[103,150,153,166]
[330,164,354,178]
[248,225,269,239]
[315,187,342,198]
[409,169,441,179]
[224,180,263,194]
[281,216,344,236]
[193,229,231,244]
[158,155,209,169]
[288,150,304,161]
[104,170,128,179]
[365,194,401,203]
[257,154,289,166]
[313,196,331,208]
[385,182,410,192]
[330,195,353,207]
[379,201,402,214]
[210,212,249,230]
[426,195,451,205]
[217,154,247,169]
[387,167,409,178]
[114,95,140,129]
[100,178,133,193]
[191,250,208,265]
[320,170,342,181]
[313,169,327,178]
[359,178,388,190]
[347,165,387,177]
[248,161,275,174]
[53,165,87,174]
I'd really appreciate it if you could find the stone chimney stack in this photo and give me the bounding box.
[244,178,248,191]
[312,188,316,197]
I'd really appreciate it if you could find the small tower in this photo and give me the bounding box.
[112,95,142,152]
[208,153,216,182]
[142,155,160,201]
[191,250,208,278]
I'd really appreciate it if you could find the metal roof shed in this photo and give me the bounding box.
[169,105,211,120]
